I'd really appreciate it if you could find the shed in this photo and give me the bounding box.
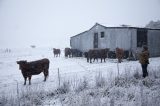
[70,23,160,57]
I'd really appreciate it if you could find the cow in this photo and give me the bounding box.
[53,48,61,57]
[116,48,124,63]
[17,58,50,85]
[108,51,116,59]
[64,48,72,58]
[71,49,83,57]
[86,48,109,63]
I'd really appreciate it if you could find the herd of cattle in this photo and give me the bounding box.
[17,47,138,85]
[56,47,136,63]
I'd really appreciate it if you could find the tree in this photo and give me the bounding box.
[145,20,160,29]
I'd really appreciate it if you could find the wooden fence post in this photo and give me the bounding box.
[117,62,119,78]
[58,68,60,87]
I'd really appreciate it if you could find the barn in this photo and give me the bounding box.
[70,23,160,57]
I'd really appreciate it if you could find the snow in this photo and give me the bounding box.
[0,47,160,106]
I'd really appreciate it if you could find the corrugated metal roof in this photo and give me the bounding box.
[71,23,160,38]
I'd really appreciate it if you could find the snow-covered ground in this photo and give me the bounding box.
[0,48,160,106]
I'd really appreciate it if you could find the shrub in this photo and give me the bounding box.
[75,77,88,93]
[95,72,106,88]
[55,81,70,94]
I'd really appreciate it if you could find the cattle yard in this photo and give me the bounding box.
[0,47,160,105]
[0,47,159,90]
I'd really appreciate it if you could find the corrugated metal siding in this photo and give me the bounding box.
[70,25,134,52]
[148,30,160,57]
[106,28,132,51]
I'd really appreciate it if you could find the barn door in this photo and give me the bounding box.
[94,33,98,48]
[137,29,148,47]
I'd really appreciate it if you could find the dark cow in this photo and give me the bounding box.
[123,50,129,59]
[17,58,50,85]
[99,48,109,62]
[86,48,109,63]
[64,48,72,58]
[108,51,116,59]
[116,48,124,63]
[53,48,61,57]
[71,49,83,57]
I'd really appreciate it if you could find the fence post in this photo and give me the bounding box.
[58,68,60,87]
[117,62,119,78]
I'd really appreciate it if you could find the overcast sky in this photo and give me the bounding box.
[0,0,160,49]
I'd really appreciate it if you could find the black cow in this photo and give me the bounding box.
[108,51,116,59]
[17,58,50,85]
[64,48,72,58]
[53,48,61,57]
[71,49,83,57]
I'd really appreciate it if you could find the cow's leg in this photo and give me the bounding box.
[24,77,27,85]
[101,58,102,63]
[44,76,47,81]
[87,57,89,62]
[96,58,98,62]
[93,57,96,62]
[44,72,47,81]
[118,58,121,63]
[90,58,92,63]
[29,76,32,85]
[43,70,48,81]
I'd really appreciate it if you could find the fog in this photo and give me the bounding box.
[0,0,160,49]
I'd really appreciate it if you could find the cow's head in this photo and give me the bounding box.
[17,60,27,70]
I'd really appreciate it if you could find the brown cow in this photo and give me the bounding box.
[116,48,124,63]
[17,58,49,85]
[53,48,61,57]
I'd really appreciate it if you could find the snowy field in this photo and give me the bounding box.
[0,48,160,106]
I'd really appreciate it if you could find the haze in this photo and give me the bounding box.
[0,0,160,49]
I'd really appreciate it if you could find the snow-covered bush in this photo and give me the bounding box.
[55,81,70,94]
[20,85,46,106]
[95,72,106,88]
[75,77,88,93]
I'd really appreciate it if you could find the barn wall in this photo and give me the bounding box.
[148,30,160,57]
[70,31,92,52]
[70,25,136,52]
[88,24,107,49]
[106,28,133,51]
[70,35,80,50]
[87,25,133,51]
[79,31,92,52]
[130,28,137,51]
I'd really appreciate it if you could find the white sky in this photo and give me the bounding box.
[0,0,160,49]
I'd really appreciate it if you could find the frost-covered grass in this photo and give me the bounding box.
[50,68,160,106]
[0,68,160,106]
